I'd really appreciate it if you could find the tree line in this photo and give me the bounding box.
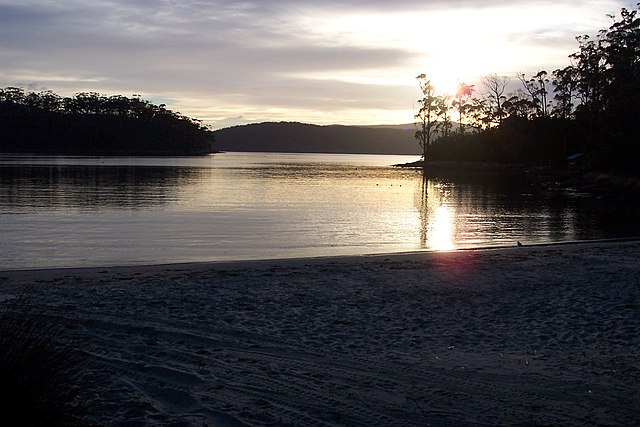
[415,6,639,176]
[0,89,213,155]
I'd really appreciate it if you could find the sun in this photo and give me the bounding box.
[429,71,461,97]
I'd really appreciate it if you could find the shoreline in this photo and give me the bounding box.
[394,159,640,202]
[2,236,639,283]
[1,239,639,425]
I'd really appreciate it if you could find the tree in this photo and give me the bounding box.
[414,74,441,160]
[453,83,474,134]
[436,95,453,138]
[570,34,606,114]
[599,7,640,171]
[551,66,578,119]
[27,90,63,112]
[481,74,510,126]
[600,7,640,122]
[466,97,490,131]
[517,70,550,117]
[0,87,26,105]
[503,92,534,119]
[564,6,639,169]
[533,70,551,117]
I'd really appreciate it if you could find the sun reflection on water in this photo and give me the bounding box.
[419,179,456,251]
[428,202,454,250]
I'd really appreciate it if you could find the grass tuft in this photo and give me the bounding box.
[0,289,91,426]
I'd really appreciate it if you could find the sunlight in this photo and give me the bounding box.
[428,203,455,251]
[428,72,460,97]
[418,180,457,251]
[287,3,622,101]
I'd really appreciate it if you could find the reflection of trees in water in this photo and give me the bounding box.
[0,165,205,211]
[568,197,640,240]
[415,171,640,247]
[418,174,454,249]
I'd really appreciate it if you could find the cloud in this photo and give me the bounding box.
[0,0,633,128]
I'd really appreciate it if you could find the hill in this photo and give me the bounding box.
[0,87,212,155]
[212,122,421,155]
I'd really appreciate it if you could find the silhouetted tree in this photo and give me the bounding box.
[517,71,550,117]
[466,97,490,130]
[414,74,442,160]
[481,74,510,126]
[437,95,453,138]
[503,93,534,119]
[552,66,578,119]
[0,87,26,105]
[571,34,606,118]
[453,83,474,134]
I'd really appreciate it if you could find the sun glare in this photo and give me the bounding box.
[428,203,454,251]
[429,72,461,97]
[421,181,455,251]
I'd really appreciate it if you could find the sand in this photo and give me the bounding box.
[1,240,639,426]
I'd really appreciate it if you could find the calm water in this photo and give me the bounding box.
[1,152,638,270]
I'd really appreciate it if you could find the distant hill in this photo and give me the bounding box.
[361,123,416,131]
[212,122,421,155]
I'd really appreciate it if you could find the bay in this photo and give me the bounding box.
[0,152,637,270]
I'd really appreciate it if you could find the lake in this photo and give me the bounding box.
[1,152,638,270]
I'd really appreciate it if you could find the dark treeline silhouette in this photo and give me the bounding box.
[417,6,640,177]
[0,89,213,155]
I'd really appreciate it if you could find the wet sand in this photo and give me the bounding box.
[1,240,639,426]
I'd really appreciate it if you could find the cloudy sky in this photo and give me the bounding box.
[0,0,634,129]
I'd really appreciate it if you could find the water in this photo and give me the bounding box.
[1,152,638,270]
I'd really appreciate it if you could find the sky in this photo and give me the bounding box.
[0,0,635,129]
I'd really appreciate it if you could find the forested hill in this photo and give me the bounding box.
[212,122,421,155]
[0,88,213,155]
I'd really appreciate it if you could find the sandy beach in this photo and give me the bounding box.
[1,240,639,426]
